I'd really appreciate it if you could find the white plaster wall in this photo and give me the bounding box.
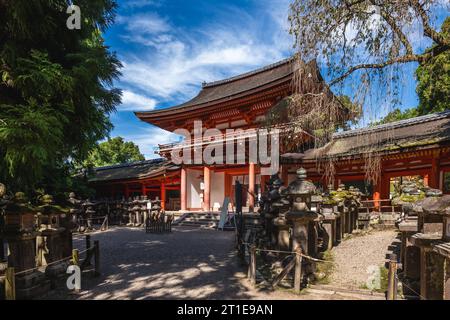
[210,171,225,211]
[187,169,202,209]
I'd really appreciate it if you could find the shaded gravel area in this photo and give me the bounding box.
[43,226,312,300]
[42,227,396,300]
[329,229,399,289]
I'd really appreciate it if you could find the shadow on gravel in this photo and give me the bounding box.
[44,226,252,300]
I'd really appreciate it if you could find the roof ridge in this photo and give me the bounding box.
[333,110,450,139]
[202,56,294,88]
[94,158,166,171]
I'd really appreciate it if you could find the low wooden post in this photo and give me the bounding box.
[387,253,398,300]
[94,240,100,277]
[72,249,79,266]
[294,247,303,293]
[248,245,256,286]
[5,267,15,300]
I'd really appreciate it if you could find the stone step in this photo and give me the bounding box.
[178,221,217,228]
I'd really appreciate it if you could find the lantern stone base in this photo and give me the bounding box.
[410,233,445,300]
[15,270,52,300]
[272,217,290,252]
[321,214,336,251]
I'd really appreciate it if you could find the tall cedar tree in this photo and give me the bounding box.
[0,0,122,194]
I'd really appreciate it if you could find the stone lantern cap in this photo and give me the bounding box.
[37,195,68,213]
[286,210,318,221]
[419,195,450,216]
[4,192,35,214]
[286,168,316,195]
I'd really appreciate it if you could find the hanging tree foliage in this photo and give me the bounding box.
[0,0,122,193]
[286,0,450,185]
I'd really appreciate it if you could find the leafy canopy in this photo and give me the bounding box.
[84,137,145,168]
[0,0,122,193]
[374,17,449,124]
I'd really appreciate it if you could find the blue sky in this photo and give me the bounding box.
[103,0,448,159]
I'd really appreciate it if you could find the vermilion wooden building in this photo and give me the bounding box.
[89,58,450,211]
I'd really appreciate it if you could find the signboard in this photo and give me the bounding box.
[217,197,230,230]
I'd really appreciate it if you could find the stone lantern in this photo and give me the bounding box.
[141,195,150,227]
[2,190,53,298]
[68,192,82,228]
[269,176,290,250]
[131,197,142,226]
[285,168,318,256]
[36,195,69,285]
[321,190,338,250]
[82,199,96,231]
[405,194,450,300]
[331,184,349,237]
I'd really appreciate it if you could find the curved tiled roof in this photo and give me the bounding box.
[282,111,450,162]
[89,159,179,183]
[135,57,295,118]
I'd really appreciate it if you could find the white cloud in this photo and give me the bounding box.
[113,1,294,157]
[122,0,160,9]
[119,5,293,101]
[120,90,157,111]
[119,127,181,159]
[117,13,170,35]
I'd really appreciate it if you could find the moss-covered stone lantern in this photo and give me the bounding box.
[285,168,318,255]
[270,175,290,250]
[3,192,36,235]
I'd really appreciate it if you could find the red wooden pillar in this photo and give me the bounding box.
[380,173,390,200]
[429,157,440,189]
[373,185,381,210]
[249,162,256,212]
[424,174,430,186]
[161,182,166,211]
[281,165,289,186]
[141,183,146,197]
[260,174,268,193]
[124,184,129,199]
[203,167,211,212]
[181,167,187,211]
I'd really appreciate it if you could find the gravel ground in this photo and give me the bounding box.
[43,226,311,300]
[329,229,399,289]
[42,226,396,300]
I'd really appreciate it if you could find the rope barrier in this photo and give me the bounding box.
[395,274,426,300]
[14,255,72,276]
[241,242,333,264]
[7,245,93,277]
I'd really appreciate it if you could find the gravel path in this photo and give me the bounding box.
[42,227,396,300]
[43,226,310,300]
[329,229,399,289]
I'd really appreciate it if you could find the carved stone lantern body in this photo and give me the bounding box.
[285,168,318,255]
[3,192,38,275]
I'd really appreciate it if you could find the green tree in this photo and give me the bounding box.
[84,137,145,168]
[371,108,419,125]
[372,18,449,125]
[0,1,122,193]
[416,17,450,115]
[289,1,449,86]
